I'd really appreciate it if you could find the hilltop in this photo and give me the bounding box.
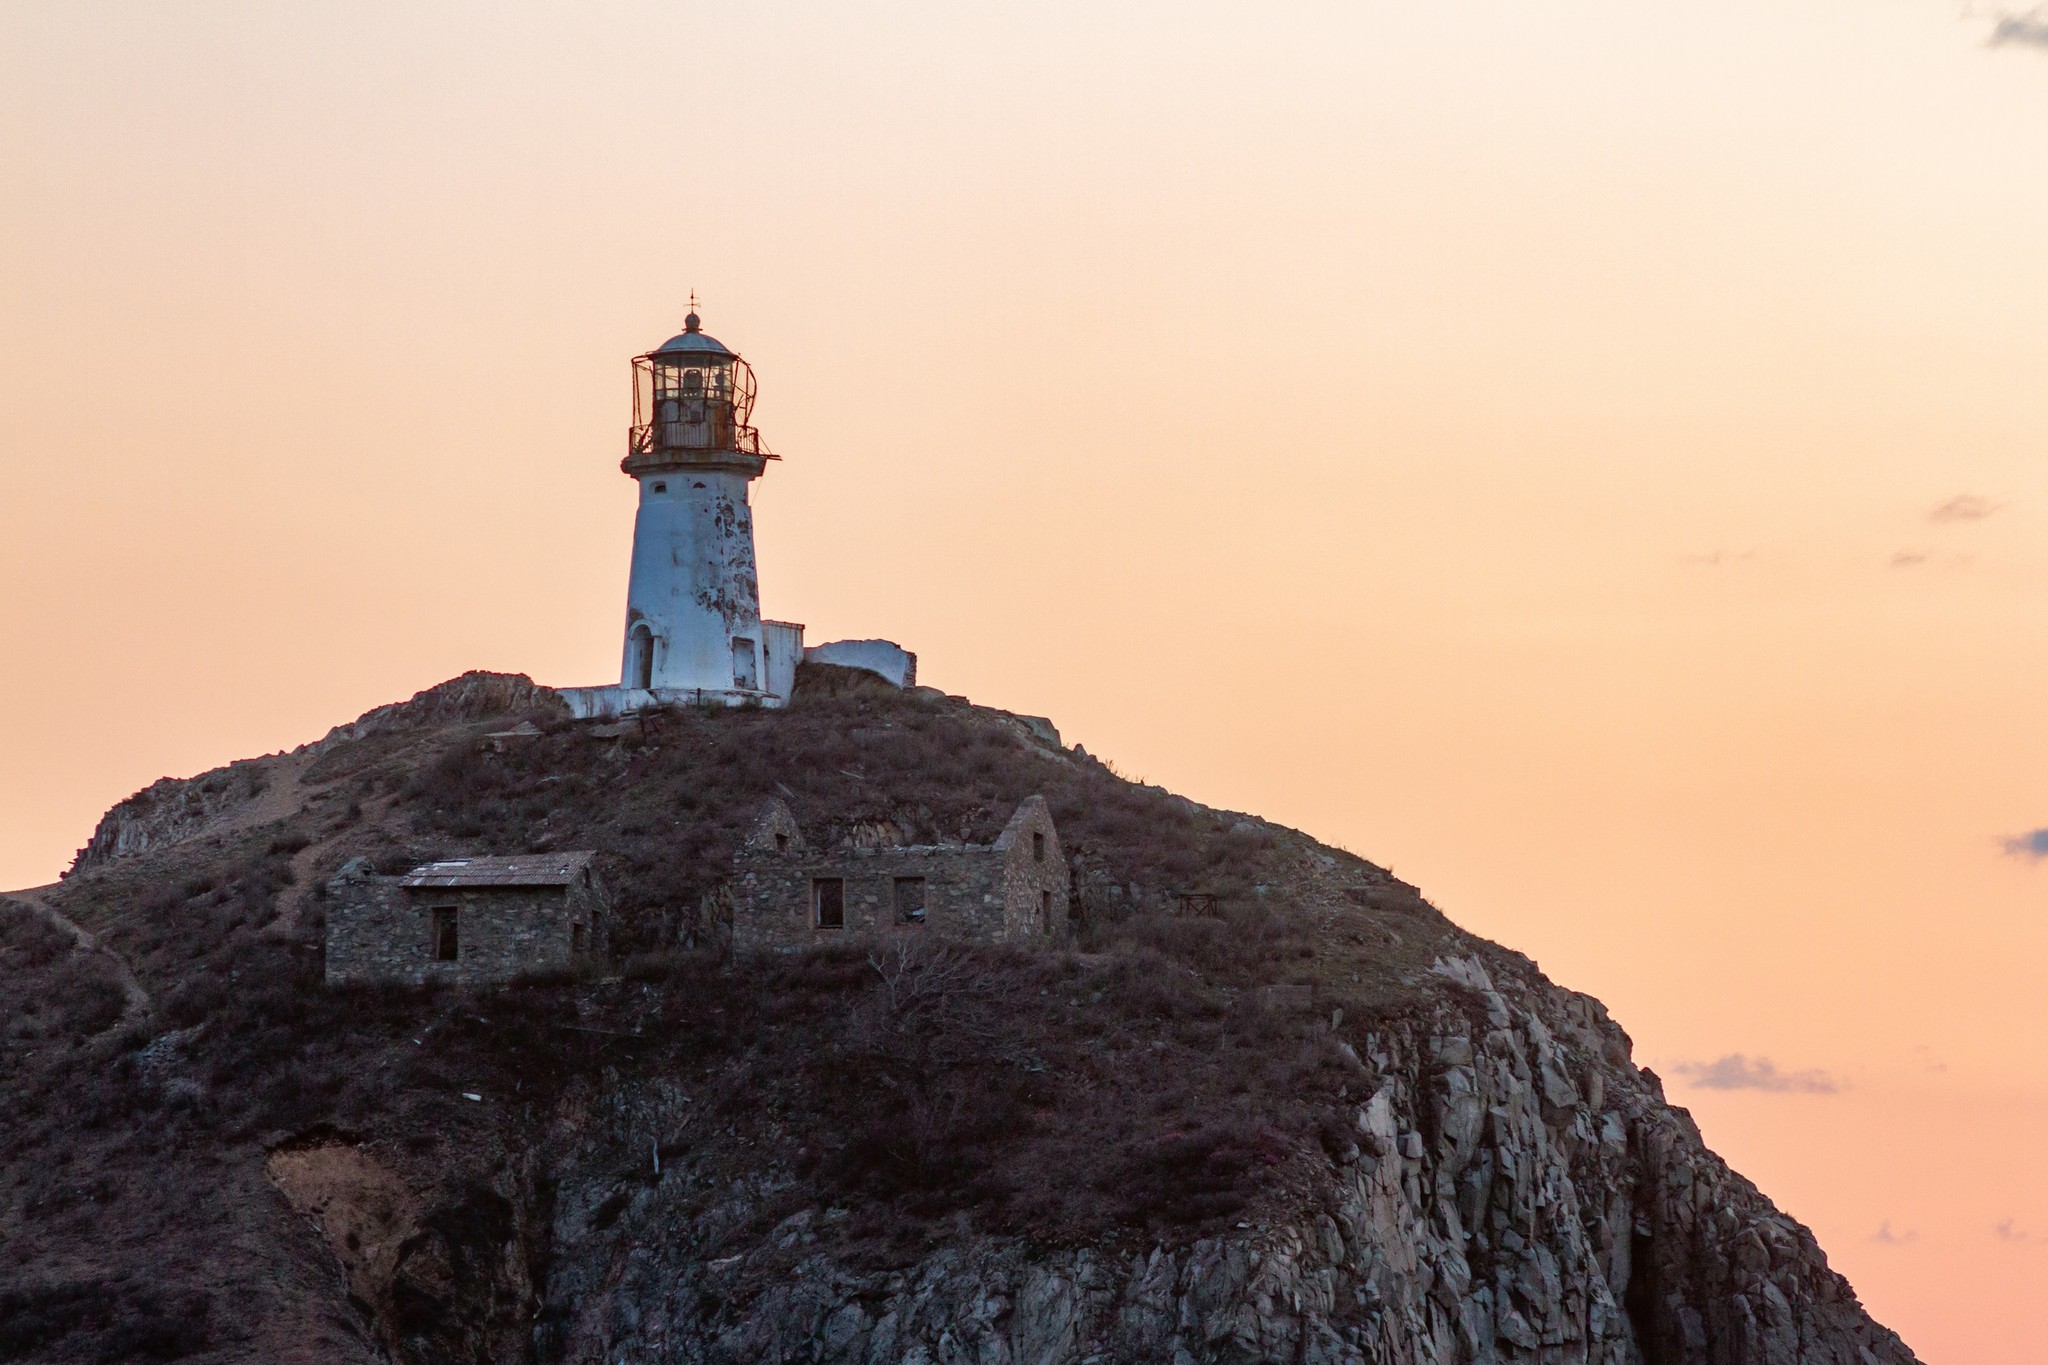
[0,669,1919,1364]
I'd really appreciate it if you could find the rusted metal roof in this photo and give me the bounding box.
[400,851,596,889]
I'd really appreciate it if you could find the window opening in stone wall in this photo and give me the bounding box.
[775,833,789,852]
[1040,890,1052,930]
[1033,832,1045,862]
[432,907,459,962]
[632,628,655,690]
[894,877,927,924]
[652,481,667,493]
[813,878,844,930]
[732,637,759,690]
[572,923,586,955]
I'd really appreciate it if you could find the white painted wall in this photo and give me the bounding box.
[620,468,763,692]
[804,638,917,688]
[762,620,804,701]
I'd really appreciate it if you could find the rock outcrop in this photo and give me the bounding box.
[528,952,1912,1365]
[68,760,279,874]
[306,671,568,755]
[67,672,568,876]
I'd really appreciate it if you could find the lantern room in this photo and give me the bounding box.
[628,312,772,461]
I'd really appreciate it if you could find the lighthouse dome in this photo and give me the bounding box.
[652,312,737,361]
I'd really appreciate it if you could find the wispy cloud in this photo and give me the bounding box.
[1989,8,2048,47]
[1671,1054,1839,1094]
[1999,828,2048,860]
[1928,494,2002,523]
[1872,1221,1920,1245]
[1888,550,1974,571]
[1996,1219,2033,1243]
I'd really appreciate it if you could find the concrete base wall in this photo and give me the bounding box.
[557,685,787,721]
[802,639,917,689]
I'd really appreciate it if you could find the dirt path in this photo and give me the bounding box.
[216,749,313,841]
[2,882,153,1031]
[264,787,395,940]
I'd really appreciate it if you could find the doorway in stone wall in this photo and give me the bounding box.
[731,637,759,690]
[813,878,844,930]
[432,907,459,962]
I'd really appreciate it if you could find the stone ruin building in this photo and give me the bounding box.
[324,852,609,987]
[321,792,1069,984]
[731,796,1070,950]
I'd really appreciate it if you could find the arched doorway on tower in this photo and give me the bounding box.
[631,627,657,690]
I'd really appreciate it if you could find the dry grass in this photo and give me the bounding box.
[0,669,1465,1361]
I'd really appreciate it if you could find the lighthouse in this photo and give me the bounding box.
[605,310,802,707]
[557,309,915,721]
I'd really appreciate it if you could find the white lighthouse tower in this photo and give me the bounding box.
[564,310,803,716]
[557,308,917,721]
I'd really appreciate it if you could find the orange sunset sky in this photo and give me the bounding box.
[4,3,2047,1356]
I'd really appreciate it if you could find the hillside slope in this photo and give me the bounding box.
[0,670,1919,1364]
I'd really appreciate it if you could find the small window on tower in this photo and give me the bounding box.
[652,482,667,493]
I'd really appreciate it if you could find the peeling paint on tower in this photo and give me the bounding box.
[555,309,917,719]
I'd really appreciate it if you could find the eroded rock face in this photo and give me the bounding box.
[69,761,278,873]
[67,671,569,876]
[531,955,1916,1365]
[267,1139,550,1364]
[308,672,569,755]
[268,1142,423,1320]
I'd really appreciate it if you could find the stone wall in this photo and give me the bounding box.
[733,844,1006,949]
[325,868,608,987]
[731,796,1069,951]
[990,796,1069,939]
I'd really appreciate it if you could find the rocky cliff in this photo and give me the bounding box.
[510,958,1909,1365]
[0,671,1919,1364]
